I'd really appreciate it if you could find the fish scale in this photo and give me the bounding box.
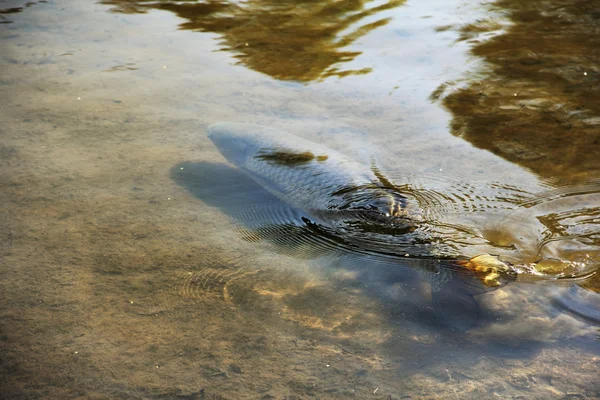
[209,122,408,221]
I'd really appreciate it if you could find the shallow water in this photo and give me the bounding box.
[1,0,600,398]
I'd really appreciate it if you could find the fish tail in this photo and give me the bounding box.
[455,254,517,288]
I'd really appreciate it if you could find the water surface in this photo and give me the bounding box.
[1,0,599,398]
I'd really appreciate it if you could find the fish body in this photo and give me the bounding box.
[208,122,413,225]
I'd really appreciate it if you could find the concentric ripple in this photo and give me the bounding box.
[171,151,600,292]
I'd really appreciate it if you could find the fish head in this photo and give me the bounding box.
[208,122,265,167]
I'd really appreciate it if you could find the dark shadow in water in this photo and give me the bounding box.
[171,161,292,223]
[438,0,600,185]
[168,160,599,365]
[170,161,600,373]
[99,0,404,81]
[170,161,482,327]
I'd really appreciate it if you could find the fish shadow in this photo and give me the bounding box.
[170,161,588,361]
[171,161,286,218]
[170,161,443,315]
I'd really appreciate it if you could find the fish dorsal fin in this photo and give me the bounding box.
[371,163,399,190]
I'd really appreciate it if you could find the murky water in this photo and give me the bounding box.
[1,0,599,398]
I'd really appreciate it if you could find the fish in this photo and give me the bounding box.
[207,122,519,329]
[208,122,418,226]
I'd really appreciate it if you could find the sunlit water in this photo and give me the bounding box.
[1,0,599,398]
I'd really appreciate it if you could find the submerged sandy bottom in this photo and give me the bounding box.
[1,1,600,399]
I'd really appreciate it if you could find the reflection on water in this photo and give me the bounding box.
[434,0,600,291]
[2,0,600,398]
[0,0,46,23]
[100,0,404,81]
[439,0,600,184]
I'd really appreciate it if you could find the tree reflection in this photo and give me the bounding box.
[438,0,600,184]
[100,0,405,82]
[434,0,600,291]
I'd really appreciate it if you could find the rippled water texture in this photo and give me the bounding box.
[1,0,600,398]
